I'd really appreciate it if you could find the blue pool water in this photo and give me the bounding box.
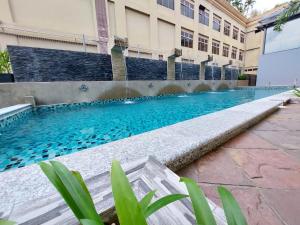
[0,88,289,171]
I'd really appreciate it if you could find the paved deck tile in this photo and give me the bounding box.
[178,101,300,225]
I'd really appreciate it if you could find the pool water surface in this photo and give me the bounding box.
[0,88,289,171]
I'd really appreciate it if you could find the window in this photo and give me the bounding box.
[224,21,231,36]
[199,5,209,26]
[231,47,237,59]
[233,26,239,40]
[198,34,209,52]
[157,0,174,10]
[239,50,244,61]
[240,32,245,43]
[181,0,194,19]
[213,14,221,32]
[181,29,193,48]
[212,39,220,55]
[223,44,229,57]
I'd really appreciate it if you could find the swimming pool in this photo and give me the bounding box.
[0,87,290,171]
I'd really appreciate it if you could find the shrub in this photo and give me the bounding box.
[0,50,12,74]
[238,74,247,80]
[38,160,248,225]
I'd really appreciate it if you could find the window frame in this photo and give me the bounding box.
[231,47,237,59]
[239,49,244,61]
[213,14,221,32]
[233,26,239,40]
[212,39,220,55]
[240,32,245,43]
[181,0,194,19]
[223,44,230,57]
[199,6,209,26]
[224,21,231,36]
[181,29,194,48]
[157,0,174,10]
[198,34,209,52]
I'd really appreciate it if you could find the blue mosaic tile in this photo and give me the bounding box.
[0,87,291,172]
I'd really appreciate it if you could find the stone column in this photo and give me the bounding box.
[111,37,128,80]
[199,55,213,80]
[167,57,175,80]
[167,48,182,80]
[221,60,232,80]
[95,0,109,54]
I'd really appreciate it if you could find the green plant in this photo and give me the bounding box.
[227,0,256,15]
[274,0,300,31]
[0,220,15,225]
[181,178,247,225]
[294,88,300,97]
[238,73,247,80]
[0,50,11,74]
[39,161,248,225]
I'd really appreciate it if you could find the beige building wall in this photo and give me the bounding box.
[0,0,98,52]
[106,0,247,67]
[1,0,281,73]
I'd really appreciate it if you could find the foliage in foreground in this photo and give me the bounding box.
[0,50,11,74]
[274,0,300,31]
[294,88,300,97]
[0,220,15,225]
[38,160,248,225]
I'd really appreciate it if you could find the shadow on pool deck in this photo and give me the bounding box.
[177,101,300,225]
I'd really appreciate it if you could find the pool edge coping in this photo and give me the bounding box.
[0,90,294,214]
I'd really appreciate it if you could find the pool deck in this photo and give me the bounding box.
[0,90,295,215]
[178,99,300,225]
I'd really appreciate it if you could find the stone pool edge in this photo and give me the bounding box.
[0,90,294,213]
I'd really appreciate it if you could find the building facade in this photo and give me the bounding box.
[256,6,300,86]
[0,0,281,78]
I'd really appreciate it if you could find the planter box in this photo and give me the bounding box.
[0,73,14,83]
[237,80,249,86]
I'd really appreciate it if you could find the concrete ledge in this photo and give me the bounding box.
[0,91,293,213]
[0,104,31,120]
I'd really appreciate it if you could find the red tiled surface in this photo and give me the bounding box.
[177,102,300,225]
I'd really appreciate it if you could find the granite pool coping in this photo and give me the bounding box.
[0,104,31,120]
[0,90,294,214]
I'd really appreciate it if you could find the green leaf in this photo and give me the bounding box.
[111,160,148,225]
[180,177,217,225]
[140,190,156,213]
[50,161,103,223]
[0,220,15,225]
[144,194,188,218]
[218,186,248,225]
[80,219,102,225]
[72,171,94,204]
[40,162,84,220]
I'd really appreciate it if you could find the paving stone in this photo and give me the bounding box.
[199,184,284,225]
[193,148,253,186]
[284,150,300,162]
[223,132,278,150]
[230,149,300,189]
[254,131,300,150]
[261,189,300,225]
[176,162,199,181]
[252,120,289,131]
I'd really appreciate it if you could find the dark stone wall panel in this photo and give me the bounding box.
[225,68,239,80]
[205,66,221,80]
[8,46,113,82]
[175,63,199,80]
[126,57,167,80]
